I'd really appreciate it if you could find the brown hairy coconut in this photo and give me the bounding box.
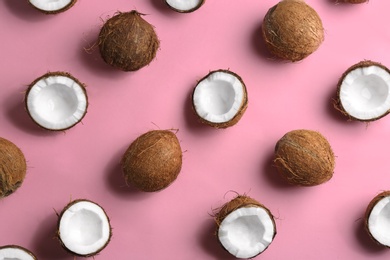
[334,60,390,122]
[98,11,160,71]
[121,130,182,192]
[0,137,27,198]
[365,191,390,247]
[28,0,77,14]
[274,129,335,186]
[262,0,324,61]
[214,194,276,258]
[57,199,112,257]
[0,245,37,260]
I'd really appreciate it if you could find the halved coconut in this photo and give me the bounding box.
[192,70,248,128]
[29,0,77,14]
[365,191,390,247]
[335,60,390,121]
[214,195,276,258]
[25,72,88,131]
[165,0,204,13]
[57,199,112,257]
[0,245,37,260]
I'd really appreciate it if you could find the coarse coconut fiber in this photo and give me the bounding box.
[365,191,390,247]
[335,60,390,122]
[0,137,27,198]
[121,130,183,192]
[274,129,335,186]
[98,10,160,71]
[214,195,276,258]
[262,0,324,61]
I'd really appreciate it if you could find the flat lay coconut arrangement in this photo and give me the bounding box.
[1,0,390,259]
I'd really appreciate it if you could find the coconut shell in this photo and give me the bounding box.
[364,191,390,247]
[192,69,248,129]
[165,0,205,13]
[0,137,27,198]
[121,130,182,192]
[274,129,335,186]
[214,195,276,257]
[262,0,324,61]
[98,11,160,71]
[25,71,88,131]
[28,0,77,14]
[0,245,37,259]
[334,60,390,122]
[57,199,112,257]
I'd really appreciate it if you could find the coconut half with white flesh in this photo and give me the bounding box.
[25,72,88,131]
[57,199,112,257]
[29,0,77,14]
[0,245,37,260]
[192,70,248,128]
[335,60,390,121]
[365,191,390,247]
[165,0,204,13]
[214,195,276,258]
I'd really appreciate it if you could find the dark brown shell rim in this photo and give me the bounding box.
[0,245,37,259]
[29,0,77,14]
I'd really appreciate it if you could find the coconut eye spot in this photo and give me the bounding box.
[368,196,390,246]
[339,65,390,120]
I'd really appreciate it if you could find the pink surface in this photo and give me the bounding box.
[1,0,390,259]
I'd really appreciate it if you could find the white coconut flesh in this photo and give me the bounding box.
[29,0,73,12]
[166,0,203,11]
[218,207,275,259]
[27,75,87,130]
[367,196,390,246]
[59,201,110,256]
[339,65,390,120]
[0,247,35,260]
[193,71,245,123]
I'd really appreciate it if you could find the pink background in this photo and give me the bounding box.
[1,0,390,259]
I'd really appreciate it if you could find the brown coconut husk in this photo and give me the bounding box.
[364,191,390,247]
[56,199,112,258]
[165,0,205,13]
[98,11,160,71]
[28,0,77,14]
[0,137,27,198]
[274,129,335,186]
[262,0,324,62]
[25,71,88,131]
[0,245,37,259]
[334,60,390,122]
[192,69,248,129]
[121,130,183,192]
[213,194,276,256]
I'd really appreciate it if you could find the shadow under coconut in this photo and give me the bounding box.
[354,217,387,254]
[105,143,154,200]
[3,90,57,136]
[149,0,175,15]
[198,219,237,260]
[3,0,53,22]
[31,213,71,259]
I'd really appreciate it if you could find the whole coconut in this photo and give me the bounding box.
[121,130,182,192]
[262,0,324,61]
[274,129,335,186]
[0,137,27,197]
[98,11,160,71]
